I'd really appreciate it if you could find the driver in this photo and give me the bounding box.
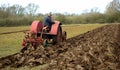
[43,12,54,31]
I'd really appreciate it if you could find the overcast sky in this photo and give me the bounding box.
[0,0,113,14]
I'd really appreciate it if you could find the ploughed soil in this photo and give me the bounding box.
[0,24,120,70]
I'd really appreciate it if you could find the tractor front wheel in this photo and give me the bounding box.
[43,39,48,47]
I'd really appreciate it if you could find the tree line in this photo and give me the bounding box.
[0,0,120,27]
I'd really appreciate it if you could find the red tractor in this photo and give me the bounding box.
[21,20,66,52]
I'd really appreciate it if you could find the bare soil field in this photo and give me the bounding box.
[0,24,120,70]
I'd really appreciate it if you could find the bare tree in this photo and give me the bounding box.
[26,3,39,16]
[0,4,25,17]
[0,4,12,18]
[13,4,24,15]
[90,7,100,13]
[105,0,120,22]
[106,0,120,13]
[0,3,9,11]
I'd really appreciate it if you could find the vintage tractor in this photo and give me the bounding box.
[21,20,67,52]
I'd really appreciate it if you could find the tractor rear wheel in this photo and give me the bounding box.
[53,26,62,44]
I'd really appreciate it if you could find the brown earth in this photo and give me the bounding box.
[0,24,120,70]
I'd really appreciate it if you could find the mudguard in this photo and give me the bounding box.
[30,21,43,33]
[50,21,61,35]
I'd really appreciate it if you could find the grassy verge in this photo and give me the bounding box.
[0,26,29,33]
[62,24,107,38]
[0,26,29,57]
